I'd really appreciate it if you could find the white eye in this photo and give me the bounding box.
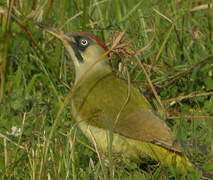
[80,39,88,46]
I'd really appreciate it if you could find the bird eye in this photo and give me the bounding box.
[80,39,88,46]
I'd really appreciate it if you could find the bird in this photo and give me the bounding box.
[37,23,192,172]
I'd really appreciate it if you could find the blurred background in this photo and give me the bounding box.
[0,0,212,179]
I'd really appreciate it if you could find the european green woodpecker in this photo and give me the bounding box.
[38,23,192,171]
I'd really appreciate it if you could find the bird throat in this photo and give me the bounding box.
[74,59,112,85]
[74,64,112,88]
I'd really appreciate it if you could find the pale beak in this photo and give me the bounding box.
[36,22,82,65]
[35,22,73,42]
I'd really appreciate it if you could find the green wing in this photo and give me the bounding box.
[73,72,181,153]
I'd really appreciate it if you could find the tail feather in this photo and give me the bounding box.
[136,141,193,169]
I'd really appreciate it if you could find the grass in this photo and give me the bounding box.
[0,0,213,179]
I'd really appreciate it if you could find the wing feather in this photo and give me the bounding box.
[114,109,182,153]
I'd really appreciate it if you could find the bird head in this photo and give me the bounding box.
[37,23,111,82]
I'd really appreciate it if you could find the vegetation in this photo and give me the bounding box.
[0,0,212,179]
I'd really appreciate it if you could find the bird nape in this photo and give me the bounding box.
[37,22,197,175]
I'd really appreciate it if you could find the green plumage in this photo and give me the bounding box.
[71,69,194,171]
[72,69,183,151]
[72,71,151,129]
